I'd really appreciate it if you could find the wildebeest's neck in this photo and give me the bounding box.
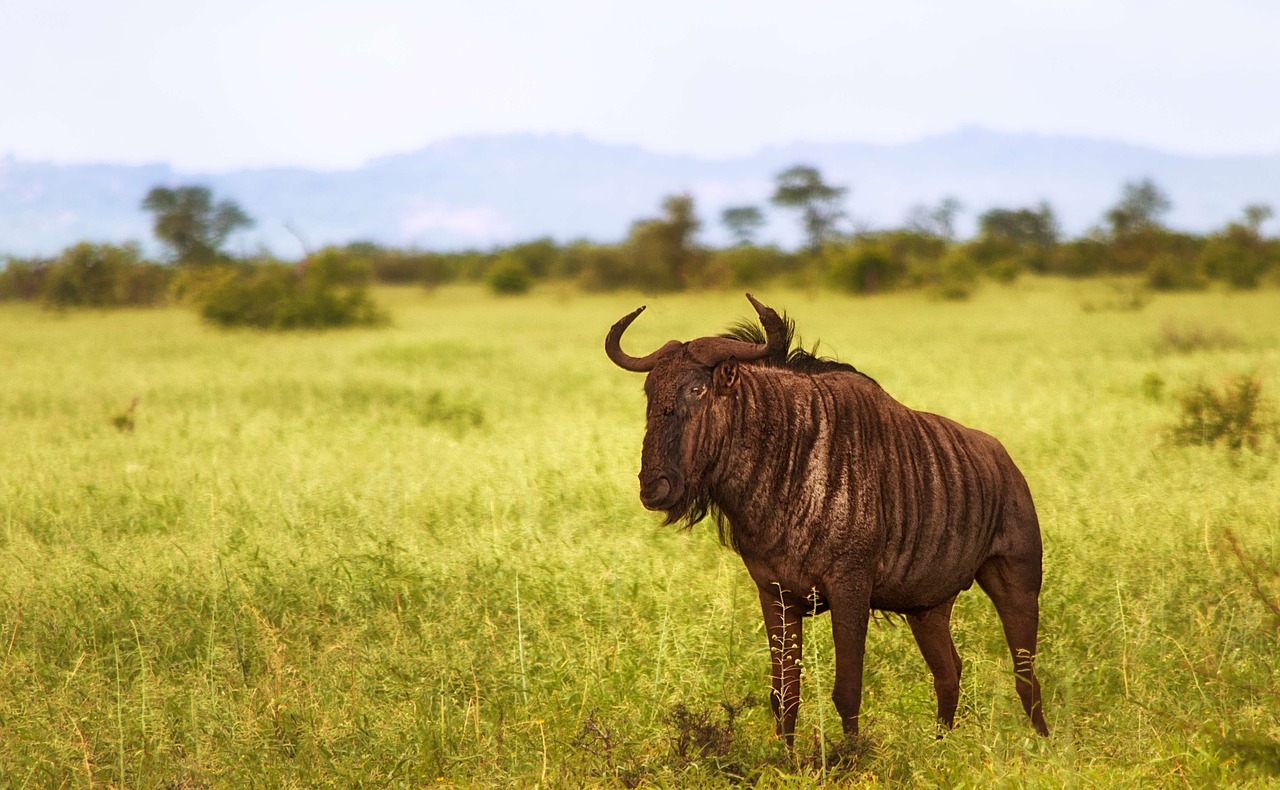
[706,366,884,556]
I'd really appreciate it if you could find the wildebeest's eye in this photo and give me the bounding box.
[687,383,707,399]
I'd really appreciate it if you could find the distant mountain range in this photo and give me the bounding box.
[2,128,1278,258]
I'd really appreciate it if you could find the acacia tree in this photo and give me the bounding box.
[770,165,847,253]
[1241,203,1274,236]
[1106,178,1171,238]
[978,202,1059,249]
[626,193,702,290]
[721,205,765,246]
[905,196,964,240]
[141,185,254,265]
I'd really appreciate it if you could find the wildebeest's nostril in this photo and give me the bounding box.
[640,476,671,507]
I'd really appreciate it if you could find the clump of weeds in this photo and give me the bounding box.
[1170,375,1276,451]
[1155,318,1243,354]
[665,697,755,780]
[111,396,140,432]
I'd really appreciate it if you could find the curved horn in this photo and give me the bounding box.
[686,294,788,367]
[605,305,681,372]
[685,337,767,366]
[746,293,788,353]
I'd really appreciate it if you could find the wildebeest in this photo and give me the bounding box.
[604,294,1049,744]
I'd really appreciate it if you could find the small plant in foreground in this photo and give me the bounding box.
[1170,375,1275,450]
[1223,528,1280,632]
[664,697,753,778]
[573,712,647,788]
[110,396,140,433]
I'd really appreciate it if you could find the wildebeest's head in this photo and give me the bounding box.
[605,294,786,524]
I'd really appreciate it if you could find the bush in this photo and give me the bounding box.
[962,236,1029,282]
[1171,375,1275,451]
[571,244,631,292]
[825,243,898,294]
[486,254,532,295]
[1198,228,1271,289]
[38,243,170,308]
[900,247,979,300]
[1050,239,1110,277]
[168,264,241,305]
[1107,228,1202,276]
[931,248,979,300]
[504,238,561,278]
[701,246,794,288]
[1146,253,1207,291]
[0,257,52,301]
[199,256,384,330]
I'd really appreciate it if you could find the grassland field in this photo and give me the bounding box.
[1,279,1278,787]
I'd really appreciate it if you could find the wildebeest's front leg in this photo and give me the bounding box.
[827,584,872,736]
[757,582,803,746]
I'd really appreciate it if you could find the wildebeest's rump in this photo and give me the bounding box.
[605,294,1049,745]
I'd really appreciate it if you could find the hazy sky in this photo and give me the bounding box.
[2,0,1277,171]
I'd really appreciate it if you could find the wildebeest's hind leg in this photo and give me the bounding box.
[975,555,1050,736]
[757,583,804,747]
[906,596,962,732]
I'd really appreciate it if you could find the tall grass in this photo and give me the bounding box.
[1,282,1278,786]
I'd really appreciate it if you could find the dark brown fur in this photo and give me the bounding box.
[607,296,1049,746]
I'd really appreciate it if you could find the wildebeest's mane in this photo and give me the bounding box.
[668,312,876,546]
[720,313,880,386]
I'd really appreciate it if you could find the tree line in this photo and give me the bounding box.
[1,168,1277,326]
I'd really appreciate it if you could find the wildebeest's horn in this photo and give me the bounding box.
[686,338,769,366]
[605,306,682,372]
[685,294,788,367]
[746,293,787,354]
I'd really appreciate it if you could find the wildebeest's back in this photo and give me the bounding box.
[839,381,1037,612]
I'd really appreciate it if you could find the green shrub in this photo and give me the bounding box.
[168,264,241,305]
[571,244,630,292]
[703,246,794,288]
[962,236,1028,282]
[486,254,533,295]
[1146,253,1207,291]
[1171,375,1275,451]
[504,238,561,278]
[199,256,384,330]
[825,243,897,294]
[1198,228,1271,289]
[927,248,979,300]
[1107,228,1203,276]
[0,257,51,301]
[1051,239,1110,277]
[38,243,170,308]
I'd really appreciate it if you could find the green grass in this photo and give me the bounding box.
[1,280,1278,787]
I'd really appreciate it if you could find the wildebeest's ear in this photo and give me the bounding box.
[713,358,739,394]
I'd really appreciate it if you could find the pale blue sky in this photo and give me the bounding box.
[2,0,1277,171]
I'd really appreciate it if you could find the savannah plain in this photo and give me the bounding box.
[1,281,1278,787]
